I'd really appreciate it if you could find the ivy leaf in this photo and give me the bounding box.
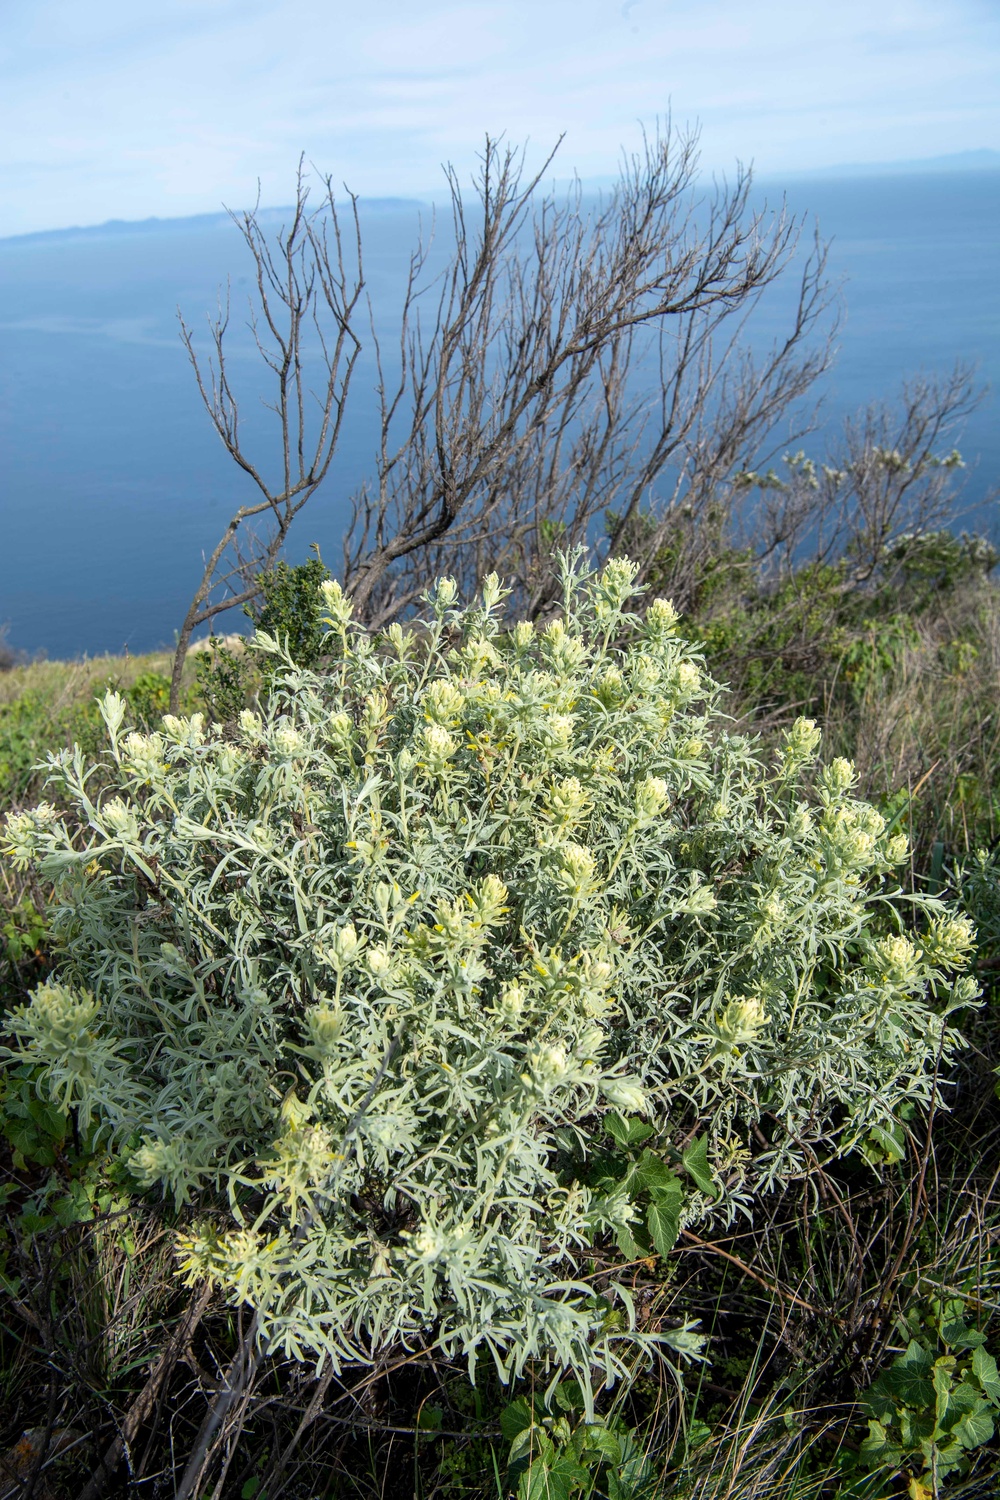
[935,1376,979,1436]
[862,1378,897,1425]
[865,1123,906,1163]
[940,1319,986,1350]
[614,1225,641,1259]
[416,1404,443,1433]
[580,1424,622,1465]
[951,1402,994,1450]
[552,1380,583,1413]
[604,1112,653,1148]
[685,1419,712,1451]
[606,1432,654,1500]
[681,1135,717,1198]
[971,1347,1000,1405]
[634,1150,679,1194]
[647,1189,682,1257]
[500,1397,534,1444]
[884,1342,935,1408]
[509,1425,556,1491]
[51,1181,94,1228]
[858,1419,903,1469]
[519,1452,589,1500]
[933,1360,955,1428]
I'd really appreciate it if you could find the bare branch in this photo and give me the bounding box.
[175,123,837,697]
[341,122,832,624]
[170,161,364,708]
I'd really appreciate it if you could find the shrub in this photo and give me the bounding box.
[195,557,331,723]
[1,553,977,1390]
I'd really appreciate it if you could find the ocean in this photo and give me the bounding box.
[1,171,997,660]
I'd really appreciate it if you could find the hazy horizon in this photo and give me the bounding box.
[3,148,998,246]
[3,0,999,237]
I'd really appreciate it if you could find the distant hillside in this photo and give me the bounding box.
[777,148,1000,181]
[0,198,428,248]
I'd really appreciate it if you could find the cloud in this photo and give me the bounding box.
[2,0,998,234]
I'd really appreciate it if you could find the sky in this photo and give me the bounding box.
[2,0,999,237]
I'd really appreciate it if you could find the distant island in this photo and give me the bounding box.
[777,148,1000,180]
[0,198,429,248]
[4,152,998,248]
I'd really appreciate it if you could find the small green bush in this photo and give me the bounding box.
[2,554,977,1388]
[195,556,331,722]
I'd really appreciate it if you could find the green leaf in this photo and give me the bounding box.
[971,1346,1000,1404]
[607,1433,654,1500]
[531,1429,556,1465]
[858,1418,903,1469]
[646,1193,681,1256]
[933,1360,954,1428]
[898,1405,934,1450]
[685,1418,712,1451]
[681,1135,717,1198]
[552,1380,583,1413]
[604,1113,653,1147]
[519,1453,589,1500]
[865,1123,906,1163]
[580,1424,621,1466]
[935,1376,979,1435]
[832,1473,897,1500]
[862,1378,898,1425]
[6,1128,56,1168]
[884,1341,935,1408]
[26,1097,67,1139]
[501,1397,535,1444]
[511,1425,557,1493]
[416,1403,443,1432]
[633,1150,680,1194]
[951,1402,994,1450]
[614,1224,644,1259]
[51,1182,94,1227]
[941,1319,986,1349]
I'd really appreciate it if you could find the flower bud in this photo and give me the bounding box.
[432,577,459,612]
[781,717,822,773]
[366,945,392,977]
[320,578,354,626]
[420,724,458,773]
[102,796,140,843]
[714,994,769,1046]
[307,1003,344,1052]
[331,923,361,966]
[645,598,679,637]
[822,758,856,797]
[635,775,670,820]
[601,1077,648,1113]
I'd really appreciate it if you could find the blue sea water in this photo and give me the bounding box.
[0,172,997,660]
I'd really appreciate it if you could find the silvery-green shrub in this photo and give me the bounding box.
[2,553,977,1385]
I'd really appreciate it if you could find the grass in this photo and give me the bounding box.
[2,558,1000,1498]
[0,648,207,809]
